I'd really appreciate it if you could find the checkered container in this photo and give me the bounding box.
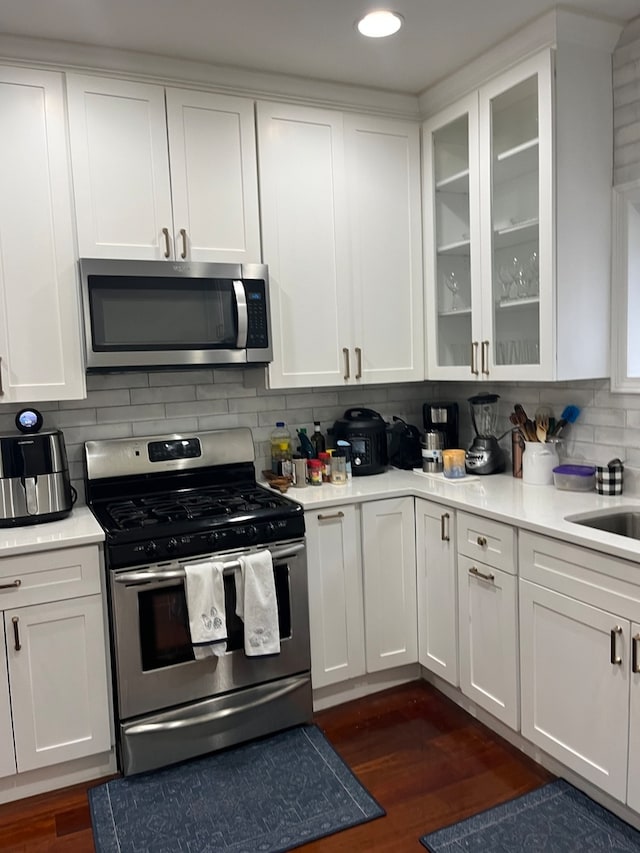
[595,458,624,495]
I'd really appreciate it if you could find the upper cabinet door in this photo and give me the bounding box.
[479,52,553,381]
[66,74,173,260]
[165,89,260,263]
[344,115,424,384]
[423,94,481,380]
[257,101,352,388]
[0,67,85,403]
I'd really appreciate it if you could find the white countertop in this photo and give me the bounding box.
[280,468,640,564]
[0,506,104,557]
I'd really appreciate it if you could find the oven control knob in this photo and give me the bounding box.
[166,538,178,553]
[207,531,222,546]
[246,525,258,540]
[145,541,158,557]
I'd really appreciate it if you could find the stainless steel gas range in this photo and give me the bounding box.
[84,428,312,776]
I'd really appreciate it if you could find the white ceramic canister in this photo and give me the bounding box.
[522,441,559,485]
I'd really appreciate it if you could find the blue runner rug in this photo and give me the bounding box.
[89,724,384,853]
[420,778,640,852]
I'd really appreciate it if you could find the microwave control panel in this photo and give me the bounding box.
[245,282,269,349]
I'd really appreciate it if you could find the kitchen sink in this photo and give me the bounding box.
[566,509,640,540]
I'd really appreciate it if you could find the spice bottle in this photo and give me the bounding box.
[307,458,323,486]
[318,451,331,482]
[292,455,307,487]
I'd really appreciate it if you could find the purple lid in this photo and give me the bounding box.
[552,464,596,477]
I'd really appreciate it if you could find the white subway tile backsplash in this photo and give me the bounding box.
[132,418,199,436]
[196,384,256,400]
[165,400,228,418]
[131,386,197,404]
[97,404,166,423]
[149,369,214,387]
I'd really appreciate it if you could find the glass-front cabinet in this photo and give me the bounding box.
[423,40,613,384]
[424,53,550,381]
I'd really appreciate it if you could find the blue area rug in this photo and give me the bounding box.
[89,724,384,852]
[420,779,640,852]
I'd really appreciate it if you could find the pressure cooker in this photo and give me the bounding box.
[330,408,388,476]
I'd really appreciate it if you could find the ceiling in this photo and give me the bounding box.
[2,0,640,94]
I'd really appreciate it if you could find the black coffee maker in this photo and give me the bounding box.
[423,402,459,449]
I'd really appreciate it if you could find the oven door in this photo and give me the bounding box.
[109,539,309,721]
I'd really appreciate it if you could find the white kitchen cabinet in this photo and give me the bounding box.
[415,499,458,686]
[361,497,417,671]
[66,74,260,263]
[519,531,640,806]
[6,595,111,772]
[0,628,16,779]
[457,512,519,729]
[0,66,85,403]
[257,102,423,388]
[423,43,611,381]
[305,504,365,688]
[0,543,111,776]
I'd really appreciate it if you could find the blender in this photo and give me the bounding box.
[465,394,506,475]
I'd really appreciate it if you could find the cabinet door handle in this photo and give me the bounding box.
[161,227,172,258]
[12,616,20,651]
[471,341,479,376]
[179,228,188,259]
[0,356,3,396]
[317,511,345,521]
[0,579,21,590]
[342,347,350,380]
[633,634,640,674]
[355,347,362,380]
[440,512,450,542]
[469,566,495,582]
[610,626,623,665]
[476,536,487,547]
[481,340,490,376]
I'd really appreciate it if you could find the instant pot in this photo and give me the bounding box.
[330,408,388,476]
[0,427,74,526]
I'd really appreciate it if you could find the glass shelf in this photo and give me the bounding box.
[435,169,469,193]
[494,139,538,184]
[496,296,539,309]
[438,306,472,317]
[437,238,471,255]
[494,219,538,249]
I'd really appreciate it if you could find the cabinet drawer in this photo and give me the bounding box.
[0,545,101,608]
[457,512,516,573]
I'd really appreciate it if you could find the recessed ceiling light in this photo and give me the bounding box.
[357,10,403,38]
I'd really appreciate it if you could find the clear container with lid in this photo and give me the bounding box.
[330,450,347,485]
[271,422,292,477]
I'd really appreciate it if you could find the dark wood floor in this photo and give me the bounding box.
[0,680,553,851]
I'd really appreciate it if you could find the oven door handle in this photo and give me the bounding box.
[114,542,304,584]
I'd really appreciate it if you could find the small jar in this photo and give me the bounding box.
[330,451,347,485]
[442,449,466,479]
[318,451,331,482]
[307,458,323,486]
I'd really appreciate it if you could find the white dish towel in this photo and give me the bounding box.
[184,561,227,659]
[235,550,281,656]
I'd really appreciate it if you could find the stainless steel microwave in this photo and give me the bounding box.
[79,258,272,370]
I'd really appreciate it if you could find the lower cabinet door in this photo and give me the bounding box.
[305,504,365,688]
[0,627,16,779]
[627,621,640,812]
[361,497,417,672]
[6,595,111,772]
[458,556,519,729]
[519,579,629,801]
[416,499,458,686]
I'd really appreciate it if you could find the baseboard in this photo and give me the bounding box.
[312,663,420,711]
[0,750,117,805]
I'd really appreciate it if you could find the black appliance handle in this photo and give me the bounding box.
[343,408,384,422]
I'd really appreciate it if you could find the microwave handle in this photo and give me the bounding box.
[233,280,248,348]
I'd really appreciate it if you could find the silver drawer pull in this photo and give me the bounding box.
[611,626,623,666]
[12,616,20,651]
[632,633,640,674]
[469,566,494,582]
[477,536,487,547]
[317,511,345,521]
[0,579,21,590]
[440,512,450,542]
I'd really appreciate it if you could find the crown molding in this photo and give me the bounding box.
[0,33,420,119]
[418,8,622,118]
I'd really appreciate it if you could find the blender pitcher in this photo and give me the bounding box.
[466,394,506,475]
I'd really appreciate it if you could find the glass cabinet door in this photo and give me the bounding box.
[480,53,551,379]
[423,95,480,378]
